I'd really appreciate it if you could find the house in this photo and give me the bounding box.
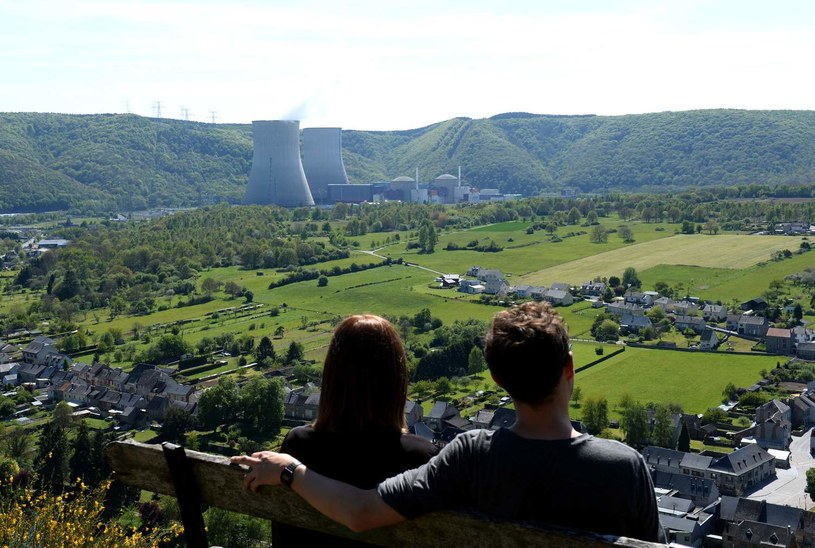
[580,281,606,296]
[483,278,510,295]
[651,470,720,508]
[21,336,62,365]
[699,328,720,351]
[620,313,652,334]
[674,315,707,334]
[798,341,815,360]
[702,304,728,322]
[550,282,571,292]
[671,301,699,316]
[425,400,460,432]
[624,291,654,307]
[542,289,573,306]
[791,392,815,427]
[720,496,815,547]
[472,407,516,430]
[643,445,776,496]
[165,383,196,404]
[404,400,423,429]
[458,280,485,294]
[754,399,791,450]
[512,285,535,299]
[740,297,768,312]
[707,444,776,495]
[738,315,769,338]
[606,301,646,317]
[284,389,320,421]
[765,327,793,355]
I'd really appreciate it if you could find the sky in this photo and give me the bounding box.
[2,0,815,131]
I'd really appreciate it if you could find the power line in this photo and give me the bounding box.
[209,111,218,124]
[153,101,163,118]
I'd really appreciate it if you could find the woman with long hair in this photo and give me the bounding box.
[272,314,437,546]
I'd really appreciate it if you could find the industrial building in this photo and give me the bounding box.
[302,127,350,204]
[243,120,314,208]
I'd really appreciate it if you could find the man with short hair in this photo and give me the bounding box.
[232,302,664,542]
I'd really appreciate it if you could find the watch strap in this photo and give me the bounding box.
[280,458,302,488]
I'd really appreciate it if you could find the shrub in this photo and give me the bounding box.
[0,480,181,547]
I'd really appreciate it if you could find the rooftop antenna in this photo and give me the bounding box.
[153,101,163,118]
[209,111,218,124]
[180,107,191,121]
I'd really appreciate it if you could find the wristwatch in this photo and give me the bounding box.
[280,458,303,489]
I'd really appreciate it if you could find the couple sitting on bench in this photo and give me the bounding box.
[232,302,664,544]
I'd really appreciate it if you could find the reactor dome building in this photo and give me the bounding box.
[243,120,315,207]
[302,127,349,204]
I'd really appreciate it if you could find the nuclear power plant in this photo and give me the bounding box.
[302,128,349,204]
[243,120,315,208]
[243,120,519,207]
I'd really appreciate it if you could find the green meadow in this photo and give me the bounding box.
[574,347,778,416]
[38,217,812,410]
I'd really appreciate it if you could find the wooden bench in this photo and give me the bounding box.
[107,439,662,548]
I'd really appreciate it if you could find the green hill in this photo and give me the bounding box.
[2,109,815,213]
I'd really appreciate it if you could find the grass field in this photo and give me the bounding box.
[574,346,778,415]
[518,234,803,286]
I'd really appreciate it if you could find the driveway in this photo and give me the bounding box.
[747,427,815,509]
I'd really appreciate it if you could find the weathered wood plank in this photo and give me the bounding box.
[107,440,661,548]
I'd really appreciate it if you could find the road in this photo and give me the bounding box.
[747,427,814,509]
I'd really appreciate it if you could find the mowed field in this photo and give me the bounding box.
[574,346,778,415]
[517,234,802,286]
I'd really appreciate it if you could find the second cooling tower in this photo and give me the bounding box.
[243,120,315,207]
[302,127,349,204]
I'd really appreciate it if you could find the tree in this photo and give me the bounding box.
[650,403,676,449]
[224,281,242,298]
[571,385,583,406]
[0,396,15,419]
[285,341,304,364]
[582,397,609,435]
[255,335,276,363]
[808,468,815,503]
[794,303,804,323]
[567,207,581,225]
[620,402,649,449]
[52,401,74,429]
[161,407,194,444]
[722,382,738,402]
[617,225,634,242]
[197,377,241,430]
[69,421,93,483]
[2,428,33,467]
[622,267,641,288]
[590,224,608,243]
[703,219,720,235]
[595,319,620,342]
[435,377,452,398]
[201,277,222,294]
[240,377,285,435]
[467,346,486,375]
[317,275,328,287]
[677,421,691,452]
[35,421,69,494]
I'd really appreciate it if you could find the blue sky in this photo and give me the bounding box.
[1,0,814,130]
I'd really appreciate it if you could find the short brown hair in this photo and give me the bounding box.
[315,315,408,433]
[484,301,570,405]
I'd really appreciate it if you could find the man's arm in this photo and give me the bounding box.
[231,452,405,533]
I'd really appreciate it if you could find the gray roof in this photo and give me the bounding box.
[710,444,773,474]
[680,453,714,470]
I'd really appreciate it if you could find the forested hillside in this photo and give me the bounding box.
[2,110,815,213]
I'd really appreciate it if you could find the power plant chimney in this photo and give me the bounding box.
[243,120,314,207]
[302,127,349,204]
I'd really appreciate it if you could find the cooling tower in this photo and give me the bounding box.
[302,127,349,204]
[243,120,315,207]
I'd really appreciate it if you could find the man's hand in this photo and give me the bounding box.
[231,451,297,492]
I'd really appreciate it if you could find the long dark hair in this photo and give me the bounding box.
[314,314,408,433]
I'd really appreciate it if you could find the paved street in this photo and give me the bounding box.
[748,427,814,509]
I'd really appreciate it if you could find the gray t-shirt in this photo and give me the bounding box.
[378,428,663,542]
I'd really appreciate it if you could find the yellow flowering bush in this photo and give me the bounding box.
[0,477,182,548]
